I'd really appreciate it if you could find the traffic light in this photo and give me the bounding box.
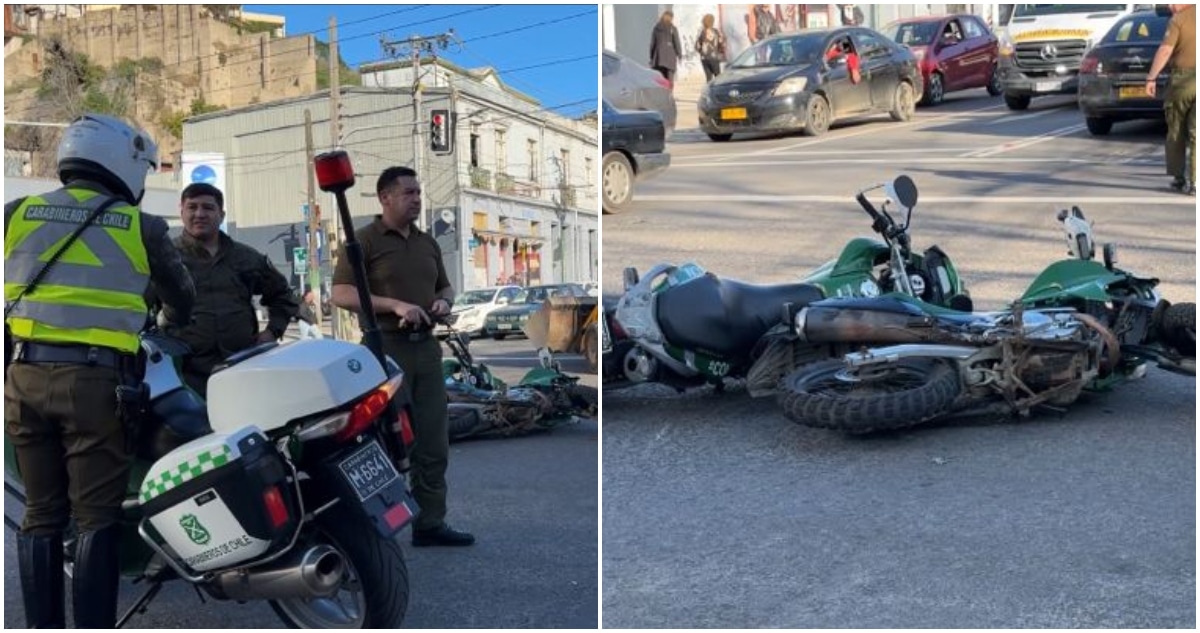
[430,108,455,155]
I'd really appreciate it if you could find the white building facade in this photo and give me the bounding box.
[361,58,599,288]
[181,58,597,294]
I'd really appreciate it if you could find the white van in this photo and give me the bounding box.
[996,3,1155,110]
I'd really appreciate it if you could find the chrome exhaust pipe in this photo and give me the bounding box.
[211,544,345,601]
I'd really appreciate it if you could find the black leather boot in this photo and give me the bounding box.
[17,531,66,628]
[72,525,121,628]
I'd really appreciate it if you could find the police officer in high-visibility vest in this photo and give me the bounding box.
[4,114,195,627]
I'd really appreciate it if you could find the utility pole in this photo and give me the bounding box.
[327,15,355,342]
[304,109,322,328]
[380,30,458,231]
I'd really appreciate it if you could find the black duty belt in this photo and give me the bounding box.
[12,341,134,370]
[382,329,434,343]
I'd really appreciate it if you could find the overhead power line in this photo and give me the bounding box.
[213,97,596,168]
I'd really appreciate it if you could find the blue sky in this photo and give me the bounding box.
[244,4,598,116]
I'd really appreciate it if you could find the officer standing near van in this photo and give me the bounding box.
[1147,3,1195,195]
[4,114,195,627]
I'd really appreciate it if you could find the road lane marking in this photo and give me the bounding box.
[986,109,1060,125]
[671,156,1161,168]
[680,147,982,163]
[634,194,1195,205]
[709,102,1010,162]
[964,123,1088,158]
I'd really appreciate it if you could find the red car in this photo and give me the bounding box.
[883,14,1002,106]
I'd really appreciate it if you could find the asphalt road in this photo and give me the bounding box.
[4,337,597,629]
[602,89,1196,628]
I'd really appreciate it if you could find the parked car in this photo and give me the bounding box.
[484,283,588,340]
[1078,8,1173,136]
[602,49,678,134]
[602,99,671,214]
[697,27,922,141]
[435,285,522,338]
[882,14,1001,105]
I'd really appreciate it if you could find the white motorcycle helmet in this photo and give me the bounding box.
[57,113,159,205]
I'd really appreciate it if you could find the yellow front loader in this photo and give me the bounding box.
[522,294,599,372]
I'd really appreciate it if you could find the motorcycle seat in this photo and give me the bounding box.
[213,341,279,374]
[657,274,825,359]
[139,387,213,461]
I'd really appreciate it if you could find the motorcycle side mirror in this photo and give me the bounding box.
[891,175,919,209]
[885,175,919,229]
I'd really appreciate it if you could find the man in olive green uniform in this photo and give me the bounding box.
[154,183,298,397]
[1147,3,1195,195]
[5,114,195,627]
[331,166,474,547]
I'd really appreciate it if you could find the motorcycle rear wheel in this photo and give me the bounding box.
[269,513,409,628]
[779,358,960,433]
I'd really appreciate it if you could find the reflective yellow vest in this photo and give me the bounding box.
[4,187,150,354]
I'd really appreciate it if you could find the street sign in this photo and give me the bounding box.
[293,247,308,276]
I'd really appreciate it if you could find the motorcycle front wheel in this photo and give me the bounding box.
[269,512,409,628]
[779,358,960,433]
[1163,302,1196,357]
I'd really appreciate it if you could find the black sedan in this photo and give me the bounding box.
[698,27,923,141]
[1078,8,1173,136]
[602,99,671,214]
[484,283,588,340]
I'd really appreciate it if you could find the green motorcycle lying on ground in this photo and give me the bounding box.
[606,175,972,396]
[780,206,1195,433]
[441,323,597,442]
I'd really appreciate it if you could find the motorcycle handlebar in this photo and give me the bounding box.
[856,192,891,236]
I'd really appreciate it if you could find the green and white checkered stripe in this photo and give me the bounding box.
[140,447,233,503]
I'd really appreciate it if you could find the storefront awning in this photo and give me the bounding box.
[473,229,546,246]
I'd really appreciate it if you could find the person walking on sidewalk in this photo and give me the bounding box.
[696,14,727,82]
[650,10,682,87]
[1146,3,1195,195]
[748,4,780,44]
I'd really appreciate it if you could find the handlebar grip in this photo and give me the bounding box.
[856,192,879,220]
[856,192,890,234]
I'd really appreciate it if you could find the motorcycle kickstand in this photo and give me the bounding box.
[116,579,165,629]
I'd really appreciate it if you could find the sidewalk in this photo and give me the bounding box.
[670,77,707,142]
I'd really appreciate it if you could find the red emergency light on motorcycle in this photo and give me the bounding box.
[314,150,355,193]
